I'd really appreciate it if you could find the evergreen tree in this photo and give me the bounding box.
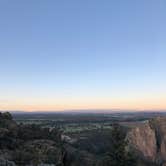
[105,123,137,166]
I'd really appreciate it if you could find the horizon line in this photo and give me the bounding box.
[1,109,166,114]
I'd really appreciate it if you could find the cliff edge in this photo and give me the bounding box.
[128,117,166,166]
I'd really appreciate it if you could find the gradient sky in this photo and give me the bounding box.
[0,0,166,111]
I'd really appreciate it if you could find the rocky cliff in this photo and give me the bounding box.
[128,117,166,166]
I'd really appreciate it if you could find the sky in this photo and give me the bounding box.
[0,0,166,111]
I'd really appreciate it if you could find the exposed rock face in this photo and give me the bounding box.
[127,123,157,161]
[150,117,166,162]
[128,117,166,165]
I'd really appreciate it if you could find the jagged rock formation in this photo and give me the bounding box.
[128,117,166,166]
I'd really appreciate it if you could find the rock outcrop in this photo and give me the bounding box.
[127,123,157,161]
[128,117,166,166]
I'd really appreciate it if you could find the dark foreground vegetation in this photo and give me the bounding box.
[0,111,139,166]
[1,111,166,166]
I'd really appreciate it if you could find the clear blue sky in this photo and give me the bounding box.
[0,0,166,111]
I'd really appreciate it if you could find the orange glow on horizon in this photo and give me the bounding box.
[0,95,166,112]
